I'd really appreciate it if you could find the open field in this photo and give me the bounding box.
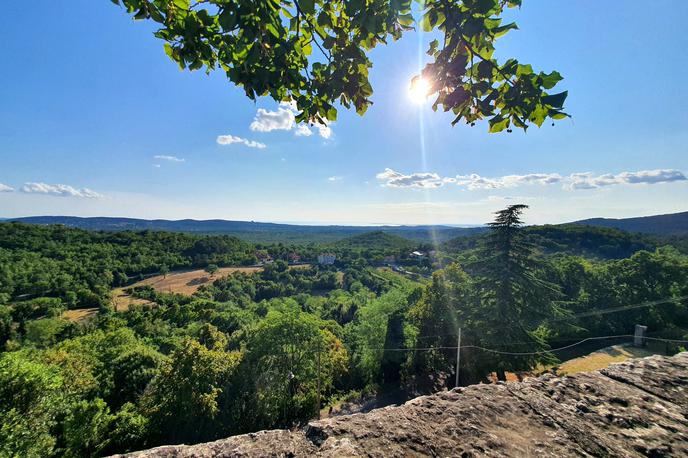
[557,344,661,375]
[112,265,309,311]
[111,291,154,312]
[62,307,99,323]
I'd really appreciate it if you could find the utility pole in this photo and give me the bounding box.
[316,342,322,419]
[455,327,462,388]
[634,324,647,348]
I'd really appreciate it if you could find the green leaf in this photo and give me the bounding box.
[516,64,532,76]
[164,43,175,59]
[266,23,280,38]
[492,22,518,38]
[427,38,439,55]
[549,110,570,120]
[148,6,164,23]
[500,58,518,75]
[420,11,435,32]
[322,36,335,49]
[540,71,563,89]
[172,0,189,10]
[398,14,414,27]
[473,0,499,15]
[133,7,148,20]
[299,0,315,15]
[219,9,237,31]
[317,11,332,27]
[488,115,510,133]
[477,60,493,78]
[542,91,568,108]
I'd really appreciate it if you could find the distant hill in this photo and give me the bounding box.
[572,211,688,235]
[524,225,656,258]
[443,224,659,259]
[333,231,416,250]
[4,216,483,244]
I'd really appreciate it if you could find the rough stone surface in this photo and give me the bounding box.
[118,353,688,457]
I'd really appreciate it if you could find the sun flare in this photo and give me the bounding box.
[409,76,431,104]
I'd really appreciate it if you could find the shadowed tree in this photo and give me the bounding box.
[472,204,564,379]
[205,264,219,278]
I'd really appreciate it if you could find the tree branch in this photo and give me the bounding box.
[461,37,514,87]
[293,0,332,63]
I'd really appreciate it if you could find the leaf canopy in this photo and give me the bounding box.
[111,0,568,131]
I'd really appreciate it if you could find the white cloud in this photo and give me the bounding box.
[327,176,342,182]
[567,169,687,190]
[250,102,333,139]
[250,107,295,132]
[294,124,313,137]
[621,169,686,184]
[279,100,298,111]
[376,168,445,189]
[377,168,686,191]
[20,182,103,198]
[316,123,332,139]
[0,183,13,192]
[451,173,563,190]
[154,155,185,162]
[216,134,266,149]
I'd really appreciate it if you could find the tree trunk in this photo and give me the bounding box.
[496,368,507,382]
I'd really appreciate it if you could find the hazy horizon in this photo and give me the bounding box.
[3,207,686,229]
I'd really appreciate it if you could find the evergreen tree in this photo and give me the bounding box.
[472,204,563,379]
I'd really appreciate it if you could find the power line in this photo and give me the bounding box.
[362,335,688,355]
[414,294,688,341]
[460,335,637,356]
[549,295,688,322]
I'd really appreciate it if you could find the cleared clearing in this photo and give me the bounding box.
[557,344,660,375]
[62,307,99,323]
[112,265,310,311]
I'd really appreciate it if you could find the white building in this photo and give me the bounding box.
[317,253,336,265]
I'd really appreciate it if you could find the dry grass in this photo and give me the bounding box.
[134,266,263,295]
[111,290,153,312]
[111,264,310,311]
[557,344,659,375]
[62,307,99,323]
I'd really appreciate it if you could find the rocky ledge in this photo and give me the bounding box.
[119,353,688,457]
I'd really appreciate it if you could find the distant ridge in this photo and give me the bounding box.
[3,216,483,244]
[572,211,688,235]
[6,210,687,242]
[333,230,416,250]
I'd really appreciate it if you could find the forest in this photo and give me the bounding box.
[1,208,688,457]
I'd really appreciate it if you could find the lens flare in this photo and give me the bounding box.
[409,76,431,104]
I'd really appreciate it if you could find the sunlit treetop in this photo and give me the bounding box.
[111,0,568,132]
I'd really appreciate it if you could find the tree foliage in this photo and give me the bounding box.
[110,0,567,131]
[2,219,687,455]
[142,338,243,443]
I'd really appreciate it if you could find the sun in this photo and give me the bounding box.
[409,76,431,104]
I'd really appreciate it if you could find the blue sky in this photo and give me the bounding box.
[1,1,687,225]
